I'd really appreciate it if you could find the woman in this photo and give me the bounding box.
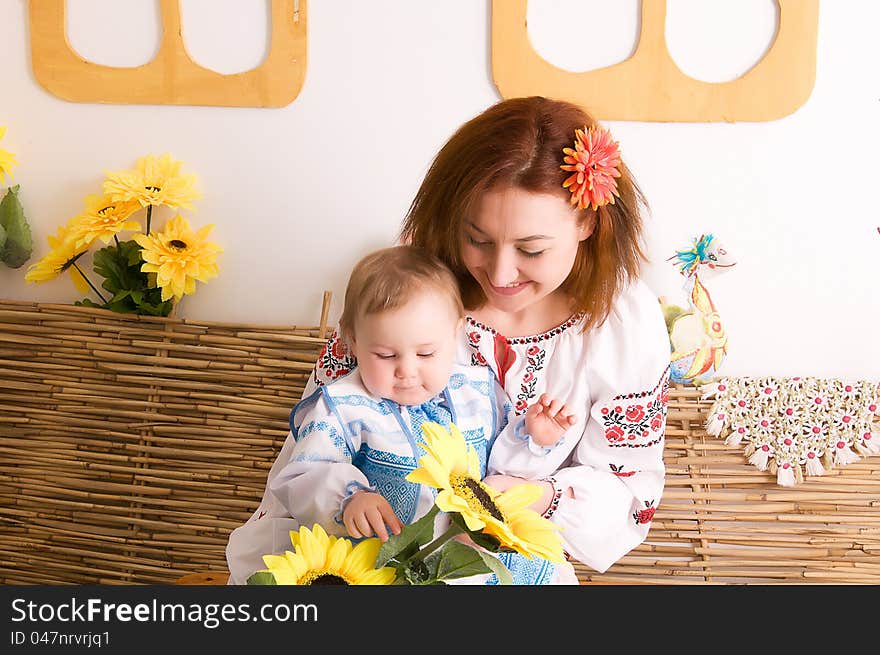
[312,96,670,577]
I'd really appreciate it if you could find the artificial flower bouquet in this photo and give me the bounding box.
[24,153,221,316]
[0,126,33,269]
[247,422,565,586]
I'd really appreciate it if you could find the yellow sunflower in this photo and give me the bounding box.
[104,153,200,210]
[259,524,396,585]
[24,225,91,293]
[133,214,222,302]
[406,422,565,563]
[68,194,142,249]
[0,126,18,184]
[480,482,566,563]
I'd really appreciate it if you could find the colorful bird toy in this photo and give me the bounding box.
[660,234,737,385]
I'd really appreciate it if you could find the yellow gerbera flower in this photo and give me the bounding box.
[133,214,222,302]
[0,126,18,184]
[407,422,565,563]
[68,194,142,249]
[259,524,396,585]
[103,153,200,210]
[24,225,91,293]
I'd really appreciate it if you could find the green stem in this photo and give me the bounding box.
[72,262,109,304]
[113,235,120,246]
[411,525,463,563]
[146,205,153,236]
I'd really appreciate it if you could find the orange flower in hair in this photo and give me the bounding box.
[560,125,622,211]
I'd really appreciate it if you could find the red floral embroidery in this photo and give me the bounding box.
[609,463,636,477]
[315,330,356,386]
[464,317,557,416]
[633,500,656,525]
[466,314,583,345]
[331,337,349,360]
[650,413,664,432]
[606,425,625,443]
[601,366,670,448]
[625,405,645,422]
[515,343,546,414]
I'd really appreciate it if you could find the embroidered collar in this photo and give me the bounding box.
[465,313,584,344]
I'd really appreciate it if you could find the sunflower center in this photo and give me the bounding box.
[168,239,188,251]
[300,571,350,585]
[450,474,505,522]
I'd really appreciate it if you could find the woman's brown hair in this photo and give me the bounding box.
[400,96,649,333]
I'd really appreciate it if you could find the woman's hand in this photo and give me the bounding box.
[342,490,403,542]
[483,474,554,516]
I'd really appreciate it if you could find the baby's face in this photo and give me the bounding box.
[349,288,462,406]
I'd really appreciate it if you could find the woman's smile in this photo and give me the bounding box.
[490,281,530,296]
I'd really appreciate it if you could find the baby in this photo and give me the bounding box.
[225,245,576,584]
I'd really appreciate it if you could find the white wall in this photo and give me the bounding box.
[1,1,877,379]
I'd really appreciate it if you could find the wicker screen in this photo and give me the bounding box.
[0,300,325,584]
[1,300,878,584]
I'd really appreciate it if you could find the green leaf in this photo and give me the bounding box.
[376,505,438,567]
[0,222,6,251]
[92,247,129,295]
[474,550,513,585]
[0,185,33,268]
[124,241,144,266]
[87,240,173,316]
[134,295,174,316]
[105,300,140,314]
[450,513,503,552]
[246,571,277,585]
[429,541,496,581]
[109,289,133,304]
[75,298,104,309]
[399,556,437,585]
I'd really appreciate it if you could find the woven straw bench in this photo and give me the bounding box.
[2,299,878,585]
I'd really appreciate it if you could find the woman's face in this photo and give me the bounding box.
[460,187,594,314]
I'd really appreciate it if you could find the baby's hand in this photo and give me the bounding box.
[525,394,577,447]
[342,490,403,542]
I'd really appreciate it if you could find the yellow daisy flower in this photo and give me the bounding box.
[0,126,18,184]
[68,194,142,249]
[24,225,91,294]
[103,153,200,210]
[133,214,222,302]
[407,422,565,563]
[259,524,396,585]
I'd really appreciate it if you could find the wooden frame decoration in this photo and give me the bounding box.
[492,0,819,122]
[29,0,307,108]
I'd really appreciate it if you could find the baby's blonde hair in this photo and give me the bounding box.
[338,245,464,344]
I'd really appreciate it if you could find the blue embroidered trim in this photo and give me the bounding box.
[293,420,347,459]
[486,552,556,585]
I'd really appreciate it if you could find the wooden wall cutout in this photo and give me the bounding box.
[29,0,307,108]
[492,0,819,122]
